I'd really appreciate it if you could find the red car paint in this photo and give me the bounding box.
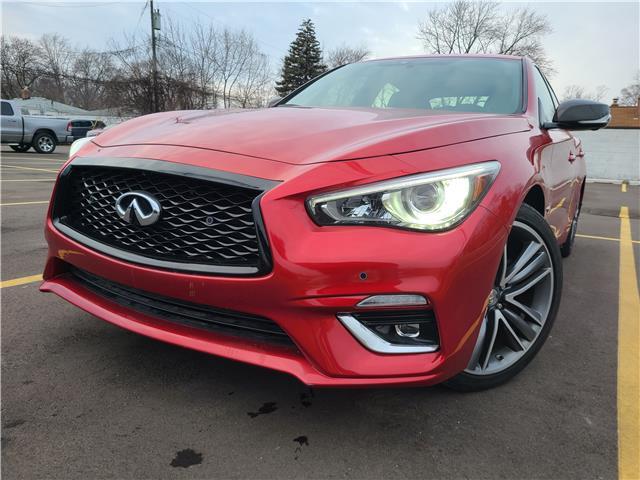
[41,56,585,386]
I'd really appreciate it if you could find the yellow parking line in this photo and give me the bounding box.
[621,183,628,193]
[0,164,59,173]
[618,206,640,480]
[0,274,43,289]
[0,200,49,206]
[576,234,640,245]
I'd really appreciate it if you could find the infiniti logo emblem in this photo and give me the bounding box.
[115,191,162,226]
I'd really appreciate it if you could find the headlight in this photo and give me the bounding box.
[68,137,92,159]
[307,161,500,231]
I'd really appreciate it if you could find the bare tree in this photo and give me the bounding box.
[418,1,497,55]
[158,20,199,110]
[326,44,370,68]
[107,33,156,114]
[561,84,586,101]
[37,33,73,102]
[1,36,43,98]
[2,21,273,115]
[619,72,640,106]
[561,84,609,102]
[215,29,258,108]
[593,85,609,102]
[190,23,220,108]
[417,1,554,74]
[235,51,273,107]
[67,49,114,110]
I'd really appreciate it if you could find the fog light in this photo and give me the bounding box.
[395,323,420,338]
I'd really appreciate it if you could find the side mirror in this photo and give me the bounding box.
[267,96,282,108]
[545,99,611,131]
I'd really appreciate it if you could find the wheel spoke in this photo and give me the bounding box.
[467,312,488,370]
[508,251,547,285]
[504,241,542,285]
[506,267,551,298]
[502,307,537,342]
[504,296,543,326]
[481,312,499,370]
[497,310,525,351]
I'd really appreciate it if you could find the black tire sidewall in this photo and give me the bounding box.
[445,204,563,392]
[9,144,30,152]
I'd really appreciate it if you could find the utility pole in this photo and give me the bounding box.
[149,0,161,112]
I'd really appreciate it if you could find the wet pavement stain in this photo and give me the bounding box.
[300,391,313,407]
[170,449,203,468]
[3,419,25,429]
[247,402,277,418]
[293,435,309,460]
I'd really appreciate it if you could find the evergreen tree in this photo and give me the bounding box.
[275,19,327,97]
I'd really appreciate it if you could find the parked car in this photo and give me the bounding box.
[68,119,106,141]
[1,99,73,153]
[41,55,609,391]
[85,123,114,138]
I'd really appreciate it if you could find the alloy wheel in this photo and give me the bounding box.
[465,221,555,375]
[38,136,55,153]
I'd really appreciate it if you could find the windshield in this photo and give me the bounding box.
[282,57,523,114]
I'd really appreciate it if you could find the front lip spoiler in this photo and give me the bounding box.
[40,275,445,387]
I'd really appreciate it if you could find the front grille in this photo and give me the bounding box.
[71,267,295,347]
[54,158,275,275]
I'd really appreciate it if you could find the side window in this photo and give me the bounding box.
[533,67,556,125]
[1,101,15,116]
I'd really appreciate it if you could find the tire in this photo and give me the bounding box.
[9,144,31,153]
[32,132,56,154]
[444,204,563,392]
[560,201,581,258]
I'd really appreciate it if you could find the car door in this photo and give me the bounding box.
[533,67,576,241]
[1,101,23,143]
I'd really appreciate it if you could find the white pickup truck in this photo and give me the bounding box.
[1,99,74,154]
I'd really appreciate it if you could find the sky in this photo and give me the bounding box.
[2,1,639,100]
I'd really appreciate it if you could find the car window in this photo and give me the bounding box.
[284,58,524,114]
[533,67,556,124]
[1,101,15,116]
[72,120,93,127]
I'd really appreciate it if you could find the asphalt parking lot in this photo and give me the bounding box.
[1,145,639,479]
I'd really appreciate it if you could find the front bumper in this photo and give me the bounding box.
[41,146,508,387]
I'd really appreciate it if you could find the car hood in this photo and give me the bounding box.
[94,107,531,165]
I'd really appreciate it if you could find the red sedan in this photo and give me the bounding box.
[41,55,610,391]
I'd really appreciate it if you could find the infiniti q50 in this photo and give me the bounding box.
[41,55,610,391]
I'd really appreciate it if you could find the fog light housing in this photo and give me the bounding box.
[337,309,439,354]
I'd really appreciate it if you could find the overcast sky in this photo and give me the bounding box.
[2,1,639,100]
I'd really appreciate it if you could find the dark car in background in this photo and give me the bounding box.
[68,119,106,141]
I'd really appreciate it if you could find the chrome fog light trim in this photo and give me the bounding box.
[337,314,438,354]
[356,294,428,308]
